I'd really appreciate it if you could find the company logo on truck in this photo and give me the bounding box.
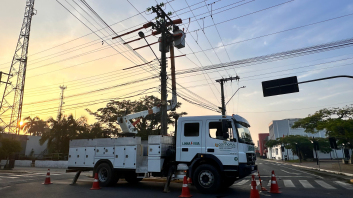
[182,142,200,145]
[215,141,236,150]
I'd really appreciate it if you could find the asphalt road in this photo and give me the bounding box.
[0,159,352,198]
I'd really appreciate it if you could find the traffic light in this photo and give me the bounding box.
[262,76,299,97]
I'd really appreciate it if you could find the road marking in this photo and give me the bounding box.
[267,180,271,186]
[283,167,323,179]
[283,180,295,187]
[234,180,249,186]
[299,180,314,188]
[5,177,19,179]
[281,169,300,175]
[333,181,353,190]
[315,180,336,189]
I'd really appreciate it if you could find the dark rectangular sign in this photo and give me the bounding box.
[262,76,299,97]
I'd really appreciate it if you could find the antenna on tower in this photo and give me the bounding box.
[0,0,36,134]
[58,85,67,120]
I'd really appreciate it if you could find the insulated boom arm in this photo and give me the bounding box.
[117,95,177,134]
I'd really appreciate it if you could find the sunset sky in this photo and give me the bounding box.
[1,0,353,144]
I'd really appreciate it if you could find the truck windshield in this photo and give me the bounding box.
[235,122,253,144]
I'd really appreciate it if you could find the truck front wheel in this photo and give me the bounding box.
[193,164,221,193]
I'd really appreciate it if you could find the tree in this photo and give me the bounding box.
[87,95,187,140]
[22,116,48,136]
[265,135,314,160]
[0,138,22,168]
[40,115,88,154]
[292,106,353,150]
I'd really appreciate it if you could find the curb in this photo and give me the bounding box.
[261,159,353,177]
[290,164,353,177]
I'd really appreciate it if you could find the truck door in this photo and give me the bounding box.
[179,121,202,162]
[206,120,238,166]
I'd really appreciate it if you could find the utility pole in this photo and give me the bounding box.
[215,76,240,116]
[0,0,36,134]
[151,5,178,136]
[112,3,184,136]
[57,85,67,120]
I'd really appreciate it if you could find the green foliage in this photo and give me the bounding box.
[22,116,48,136]
[265,139,279,148]
[40,115,106,154]
[0,138,22,160]
[315,138,332,153]
[87,95,187,140]
[292,106,353,149]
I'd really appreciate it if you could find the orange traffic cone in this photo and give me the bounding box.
[250,175,260,198]
[257,170,267,191]
[188,177,192,184]
[270,170,281,194]
[179,176,192,197]
[90,173,101,190]
[42,169,53,185]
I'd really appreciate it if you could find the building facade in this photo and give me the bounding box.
[267,118,343,160]
[258,133,269,157]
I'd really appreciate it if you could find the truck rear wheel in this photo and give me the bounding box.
[193,164,221,193]
[96,163,115,187]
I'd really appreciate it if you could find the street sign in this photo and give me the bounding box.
[262,76,299,97]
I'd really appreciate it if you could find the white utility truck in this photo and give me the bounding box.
[67,114,257,193]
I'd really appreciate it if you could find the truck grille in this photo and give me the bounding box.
[246,153,256,165]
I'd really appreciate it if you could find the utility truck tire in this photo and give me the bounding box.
[96,163,114,187]
[193,164,221,193]
[125,172,143,184]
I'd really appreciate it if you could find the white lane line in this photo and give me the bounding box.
[234,180,249,186]
[299,180,314,188]
[315,180,336,189]
[281,169,300,175]
[333,181,353,190]
[258,163,263,164]
[283,180,295,187]
[5,177,19,179]
[282,167,323,179]
[249,181,261,186]
[267,180,271,186]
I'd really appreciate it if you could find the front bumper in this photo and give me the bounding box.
[238,163,257,178]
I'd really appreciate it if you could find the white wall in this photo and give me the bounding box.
[0,160,67,169]
[25,136,48,156]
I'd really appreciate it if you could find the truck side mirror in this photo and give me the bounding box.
[222,120,229,139]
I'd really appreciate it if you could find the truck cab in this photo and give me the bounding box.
[176,114,257,193]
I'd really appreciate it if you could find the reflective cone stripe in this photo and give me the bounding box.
[250,175,260,198]
[90,173,101,190]
[179,176,192,198]
[42,169,52,185]
[258,170,267,191]
[270,170,281,194]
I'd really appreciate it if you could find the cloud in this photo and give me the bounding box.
[318,91,351,100]
[269,98,305,106]
[243,91,259,97]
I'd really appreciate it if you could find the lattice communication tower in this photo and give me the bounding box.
[0,0,36,134]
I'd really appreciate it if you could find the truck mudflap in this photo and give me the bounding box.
[238,163,257,178]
